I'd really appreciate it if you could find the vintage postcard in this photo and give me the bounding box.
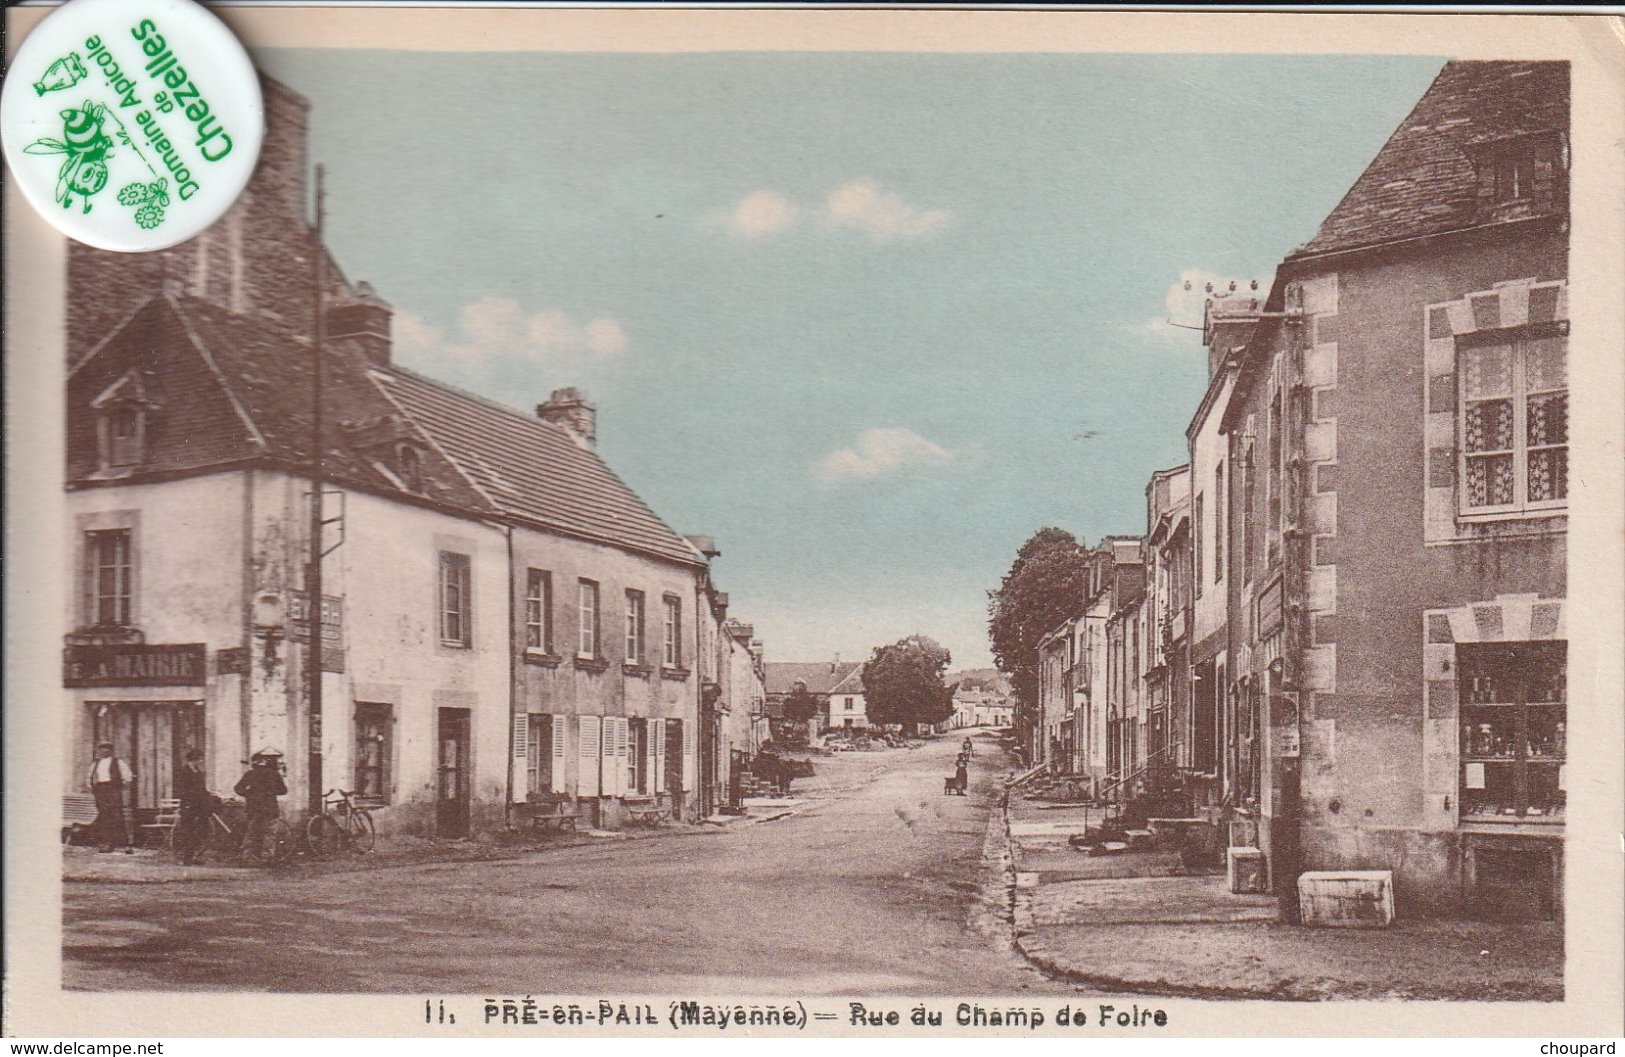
[4,4,1622,1041]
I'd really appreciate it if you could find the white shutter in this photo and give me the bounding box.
[614,715,627,790]
[550,717,567,794]
[578,716,601,797]
[683,717,696,795]
[653,719,666,794]
[511,713,529,802]
[600,717,618,797]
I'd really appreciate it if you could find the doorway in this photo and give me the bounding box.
[436,708,471,838]
[89,701,204,813]
[664,719,684,815]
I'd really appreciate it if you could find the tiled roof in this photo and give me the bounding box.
[1295,61,1568,259]
[765,661,864,697]
[67,294,484,513]
[177,297,488,510]
[68,296,701,570]
[829,666,866,695]
[373,366,703,567]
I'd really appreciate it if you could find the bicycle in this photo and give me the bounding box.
[169,798,293,866]
[306,788,376,859]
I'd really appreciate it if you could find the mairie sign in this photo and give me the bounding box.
[64,643,206,687]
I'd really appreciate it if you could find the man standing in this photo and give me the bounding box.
[173,748,215,864]
[86,741,135,853]
[234,749,287,864]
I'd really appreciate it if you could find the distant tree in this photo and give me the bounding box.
[987,527,1093,750]
[862,635,953,734]
[784,686,821,724]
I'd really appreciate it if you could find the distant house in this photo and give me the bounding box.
[949,685,1013,729]
[765,660,867,737]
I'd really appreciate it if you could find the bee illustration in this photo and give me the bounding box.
[24,101,115,214]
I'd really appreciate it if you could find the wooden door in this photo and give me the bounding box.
[436,708,471,838]
[91,702,203,811]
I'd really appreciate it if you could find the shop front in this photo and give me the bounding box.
[1423,594,1566,919]
[65,640,210,829]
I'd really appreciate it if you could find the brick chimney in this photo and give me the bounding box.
[257,77,312,221]
[537,387,596,448]
[328,282,393,368]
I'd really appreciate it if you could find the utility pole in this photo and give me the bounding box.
[306,163,327,816]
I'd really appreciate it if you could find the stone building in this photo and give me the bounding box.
[63,76,755,838]
[1143,466,1192,784]
[1220,60,1569,918]
[1187,292,1253,806]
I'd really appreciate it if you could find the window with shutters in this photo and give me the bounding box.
[1458,333,1567,517]
[577,579,600,659]
[354,703,392,801]
[625,590,646,665]
[84,529,133,627]
[628,718,647,794]
[526,713,551,795]
[524,569,553,653]
[438,551,472,647]
[1213,462,1225,582]
[662,595,683,668]
[577,715,602,797]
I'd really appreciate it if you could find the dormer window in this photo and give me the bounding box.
[1494,156,1531,202]
[396,443,423,492]
[1468,131,1565,222]
[90,371,158,473]
[108,406,143,467]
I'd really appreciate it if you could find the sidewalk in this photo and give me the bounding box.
[1002,790,1563,1001]
[62,819,714,885]
[64,795,815,885]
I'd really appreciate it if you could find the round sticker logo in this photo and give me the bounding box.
[1,0,263,252]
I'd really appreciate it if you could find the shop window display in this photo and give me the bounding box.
[1458,641,1565,823]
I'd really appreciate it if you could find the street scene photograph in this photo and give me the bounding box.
[19,14,1613,1023]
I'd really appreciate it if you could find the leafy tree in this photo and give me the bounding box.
[862,635,953,734]
[784,686,821,724]
[987,527,1093,748]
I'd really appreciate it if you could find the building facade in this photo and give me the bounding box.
[64,77,760,839]
[1022,61,1568,922]
[1223,60,1569,918]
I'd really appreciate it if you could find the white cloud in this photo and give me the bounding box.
[584,318,628,356]
[1129,268,1270,343]
[716,181,952,243]
[823,179,953,242]
[394,297,629,373]
[725,190,800,238]
[815,427,958,483]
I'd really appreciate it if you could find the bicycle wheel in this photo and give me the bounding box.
[170,815,204,864]
[306,813,344,859]
[264,820,294,865]
[347,810,376,853]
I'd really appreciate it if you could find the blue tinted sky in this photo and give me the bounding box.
[255,50,1444,670]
